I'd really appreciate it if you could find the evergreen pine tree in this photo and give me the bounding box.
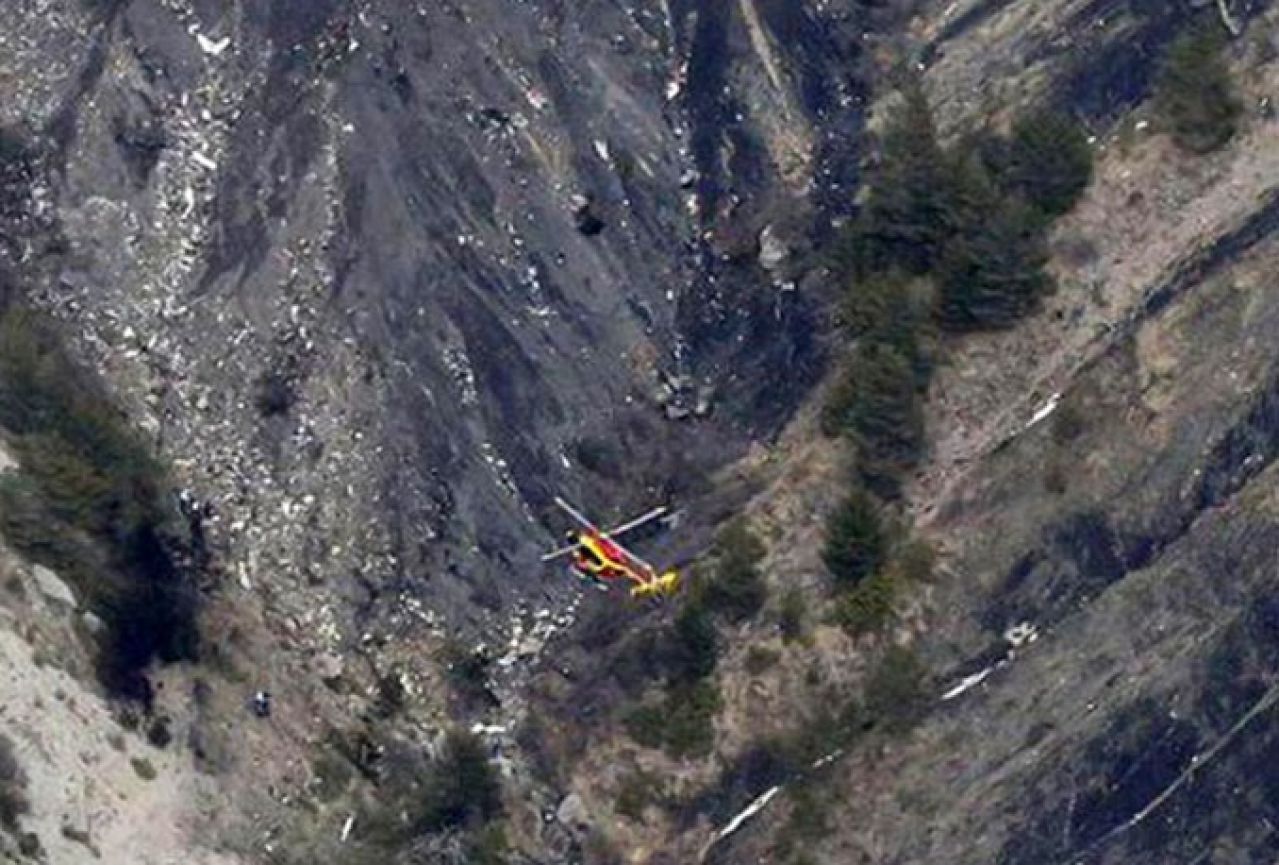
[822,488,886,588]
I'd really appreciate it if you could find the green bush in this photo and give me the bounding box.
[831,570,898,636]
[421,731,502,831]
[1002,110,1093,217]
[1155,24,1242,154]
[822,488,886,588]
[130,757,157,781]
[625,680,722,759]
[666,602,719,683]
[702,519,768,622]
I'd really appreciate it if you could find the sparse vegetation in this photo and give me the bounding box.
[0,305,198,702]
[1155,24,1242,154]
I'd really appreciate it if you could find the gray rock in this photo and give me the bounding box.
[315,652,345,683]
[556,793,591,830]
[81,612,105,635]
[31,565,77,609]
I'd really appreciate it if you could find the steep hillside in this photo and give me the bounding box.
[694,1,1279,863]
[2,0,1278,863]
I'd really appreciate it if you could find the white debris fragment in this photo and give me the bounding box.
[810,749,843,770]
[196,32,232,57]
[593,139,611,163]
[941,666,994,701]
[714,786,781,842]
[470,723,508,736]
[1005,621,1039,647]
[1025,392,1061,430]
[340,814,355,843]
[191,151,218,172]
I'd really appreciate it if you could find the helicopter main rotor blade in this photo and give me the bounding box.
[601,506,667,540]
[554,497,599,532]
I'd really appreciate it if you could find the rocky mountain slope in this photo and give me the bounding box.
[1,0,1278,863]
[0,0,866,862]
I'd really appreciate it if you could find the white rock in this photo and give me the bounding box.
[31,565,77,608]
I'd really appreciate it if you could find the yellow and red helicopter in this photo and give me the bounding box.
[542,497,680,600]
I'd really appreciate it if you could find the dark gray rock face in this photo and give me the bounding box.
[1,0,863,636]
